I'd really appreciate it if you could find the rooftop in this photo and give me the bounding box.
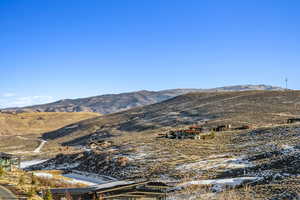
[0,152,16,159]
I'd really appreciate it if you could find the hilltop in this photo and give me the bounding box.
[0,112,100,136]
[4,84,284,114]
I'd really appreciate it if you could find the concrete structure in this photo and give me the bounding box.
[48,181,170,200]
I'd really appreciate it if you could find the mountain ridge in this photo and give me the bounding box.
[3,84,285,114]
[41,90,298,146]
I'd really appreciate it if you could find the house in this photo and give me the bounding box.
[89,140,114,150]
[287,118,300,124]
[48,180,170,200]
[234,125,251,130]
[188,126,203,132]
[212,124,232,132]
[166,126,203,140]
[0,153,20,171]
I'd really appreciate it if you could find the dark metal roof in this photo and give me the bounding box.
[146,182,170,187]
[50,187,98,195]
[0,152,15,159]
[49,181,170,196]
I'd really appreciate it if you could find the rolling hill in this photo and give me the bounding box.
[0,112,100,136]
[42,90,298,145]
[4,84,284,114]
[31,90,300,199]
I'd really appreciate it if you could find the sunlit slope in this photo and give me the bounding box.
[0,112,100,135]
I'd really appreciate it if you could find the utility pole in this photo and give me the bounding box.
[285,77,288,90]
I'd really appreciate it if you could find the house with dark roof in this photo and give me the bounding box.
[287,118,300,124]
[0,152,20,171]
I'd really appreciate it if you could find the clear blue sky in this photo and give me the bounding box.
[1,0,300,108]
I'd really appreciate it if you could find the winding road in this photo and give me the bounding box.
[0,185,18,199]
[33,139,47,153]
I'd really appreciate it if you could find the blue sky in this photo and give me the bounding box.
[1,0,300,108]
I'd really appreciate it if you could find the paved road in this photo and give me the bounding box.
[0,185,18,200]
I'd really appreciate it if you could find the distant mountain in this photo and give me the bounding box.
[4,84,285,114]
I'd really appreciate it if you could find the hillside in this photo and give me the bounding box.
[31,90,300,199]
[42,90,298,145]
[0,112,100,136]
[4,84,284,114]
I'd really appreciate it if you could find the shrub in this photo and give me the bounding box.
[27,187,37,197]
[0,166,5,177]
[31,173,38,185]
[36,176,83,188]
[65,191,73,200]
[201,131,216,140]
[44,189,53,200]
[116,157,129,167]
[18,175,25,185]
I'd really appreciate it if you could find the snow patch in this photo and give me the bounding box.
[281,144,297,154]
[33,172,53,178]
[63,172,113,185]
[20,159,48,169]
[177,177,259,192]
[65,125,79,129]
[176,156,253,171]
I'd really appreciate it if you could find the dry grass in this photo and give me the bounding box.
[0,112,100,136]
[106,128,235,179]
[0,168,86,199]
[43,90,300,146]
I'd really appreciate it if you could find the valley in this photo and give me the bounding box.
[0,112,99,159]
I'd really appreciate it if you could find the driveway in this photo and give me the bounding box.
[0,185,18,199]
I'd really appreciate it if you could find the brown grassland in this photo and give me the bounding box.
[0,112,100,136]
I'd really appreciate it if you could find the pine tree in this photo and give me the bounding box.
[44,189,53,200]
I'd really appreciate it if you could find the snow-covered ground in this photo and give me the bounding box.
[176,155,253,171]
[33,172,53,178]
[65,125,79,129]
[32,171,112,186]
[177,177,260,192]
[63,171,115,185]
[20,159,49,169]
